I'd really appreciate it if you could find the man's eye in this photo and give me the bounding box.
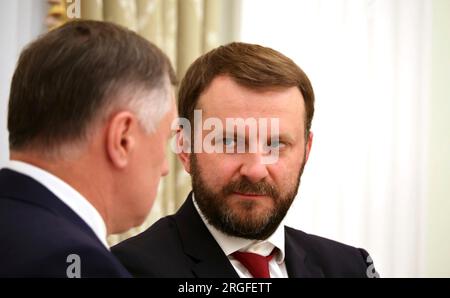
[265,140,286,151]
[223,138,236,147]
[270,140,285,148]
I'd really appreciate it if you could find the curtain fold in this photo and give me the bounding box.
[136,0,164,46]
[203,0,221,52]
[177,0,203,78]
[103,0,137,30]
[80,0,103,21]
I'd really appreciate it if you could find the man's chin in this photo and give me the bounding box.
[224,204,274,225]
[226,199,274,217]
[219,216,276,240]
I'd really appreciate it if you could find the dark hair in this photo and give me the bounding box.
[178,42,314,135]
[8,20,176,151]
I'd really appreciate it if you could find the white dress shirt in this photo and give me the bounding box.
[193,194,289,278]
[5,160,109,249]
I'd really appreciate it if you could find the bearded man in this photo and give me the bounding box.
[112,42,377,278]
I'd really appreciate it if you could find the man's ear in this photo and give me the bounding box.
[176,129,191,174]
[106,111,138,169]
[305,131,313,164]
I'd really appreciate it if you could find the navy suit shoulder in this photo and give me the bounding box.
[0,169,130,278]
[284,227,371,277]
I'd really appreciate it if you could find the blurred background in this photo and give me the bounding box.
[0,0,449,277]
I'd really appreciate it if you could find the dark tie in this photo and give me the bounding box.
[232,249,275,278]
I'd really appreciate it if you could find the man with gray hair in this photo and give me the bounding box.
[0,20,177,277]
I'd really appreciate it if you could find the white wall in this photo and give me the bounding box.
[0,0,47,167]
[426,0,450,277]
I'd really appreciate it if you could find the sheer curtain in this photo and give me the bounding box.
[240,0,431,277]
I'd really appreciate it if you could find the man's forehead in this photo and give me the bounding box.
[198,87,304,116]
[199,94,304,126]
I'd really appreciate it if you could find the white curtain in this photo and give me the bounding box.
[240,0,431,277]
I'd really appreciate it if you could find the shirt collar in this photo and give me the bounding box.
[5,160,109,249]
[192,193,286,264]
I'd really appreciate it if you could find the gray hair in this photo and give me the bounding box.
[127,75,173,134]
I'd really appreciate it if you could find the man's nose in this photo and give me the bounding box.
[239,153,269,183]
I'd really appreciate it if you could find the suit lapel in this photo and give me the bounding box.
[284,227,324,277]
[174,194,239,278]
[172,194,326,278]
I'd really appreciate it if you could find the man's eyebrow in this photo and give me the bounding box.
[219,131,296,143]
[269,134,295,143]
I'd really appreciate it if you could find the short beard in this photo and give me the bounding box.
[190,154,305,240]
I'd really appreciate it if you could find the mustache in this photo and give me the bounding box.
[222,178,280,199]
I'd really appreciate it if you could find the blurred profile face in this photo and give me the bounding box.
[125,93,177,228]
[184,75,312,240]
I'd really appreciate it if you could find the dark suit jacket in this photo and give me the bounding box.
[112,193,374,277]
[0,169,130,278]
